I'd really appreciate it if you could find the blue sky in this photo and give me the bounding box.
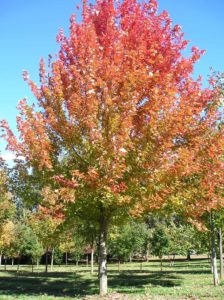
[0,0,224,161]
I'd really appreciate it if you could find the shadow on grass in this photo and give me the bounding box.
[0,272,98,298]
[108,268,211,275]
[108,271,182,294]
[0,270,88,278]
[0,269,182,298]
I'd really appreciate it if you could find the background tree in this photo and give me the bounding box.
[0,220,15,267]
[28,200,63,273]
[0,159,16,266]
[69,234,86,266]
[59,220,88,267]
[150,225,169,271]
[9,221,43,272]
[167,222,204,262]
[73,219,98,274]
[108,220,148,271]
[59,234,75,265]
[215,209,224,281]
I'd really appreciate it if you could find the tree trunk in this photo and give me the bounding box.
[169,254,175,266]
[129,255,132,263]
[36,258,39,268]
[31,258,34,273]
[187,251,191,261]
[99,208,108,296]
[208,238,213,273]
[208,250,213,273]
[91,247,94,274]
[118,260,120,273]
[209,255,213,273]
[146,250,149,262]
[12,258,14,266]
[4,258,6,270]
[50,248,54,271]
[65,252,68,265]
[210,212,219,286]
[0,252,2,266]
[45,249,48,273]
[219,228,223,280]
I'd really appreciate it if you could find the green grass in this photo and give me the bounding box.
[0,259,223,299]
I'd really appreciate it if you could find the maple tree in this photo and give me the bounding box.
[0,220,15,266]
[108,219,148,271]
[0,157,16,265]
[1,0,223,294]
[65,218,98,273]
[163,124,223,286]
[28,193,64,273]
[216,210,224,281]
[162,126,223,221]
[6,220,42,271]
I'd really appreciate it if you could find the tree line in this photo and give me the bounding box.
[0,164,223,283]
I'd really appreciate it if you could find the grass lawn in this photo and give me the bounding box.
[0,259,223,299]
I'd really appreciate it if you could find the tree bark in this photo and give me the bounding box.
[91,247,94,274]
[187,251,191,261]
[209,255,213,273]
[50,248,54,271]
[208,238,213,273]
[65,252,68,265]
[99,208,108,296]
[0,252,2,266]
[219,228,223,280]
[210,212,219,286]
[118,260,120,273]
[31,258,34,273]
[45,249,48,273]
[12,258,14,266]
